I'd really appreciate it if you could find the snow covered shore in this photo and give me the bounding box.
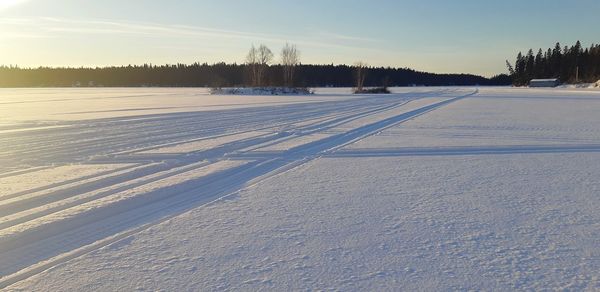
[557,80,600,89]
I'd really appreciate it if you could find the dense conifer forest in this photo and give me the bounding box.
[508,41,600,86]
[0,63,510,88]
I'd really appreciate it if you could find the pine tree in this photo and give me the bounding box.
[525,49,535,81]
[551,42,562,77]
[534,49,544,78]
[514,52,526,85]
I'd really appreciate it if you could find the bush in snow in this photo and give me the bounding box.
[353,87,391,94]
[210,87,314,95]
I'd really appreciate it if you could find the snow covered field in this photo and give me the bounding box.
[1,87,599,290]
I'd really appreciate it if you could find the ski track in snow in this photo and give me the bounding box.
[1,87,599,290]
[0,88,471,287]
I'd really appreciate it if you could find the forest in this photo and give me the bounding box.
[0,63,510,88]
[508,41,600,86]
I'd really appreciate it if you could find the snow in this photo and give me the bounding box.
[0,87,356,122]
[557,80,600,89]
[0,164,132,197]
[1,87,599,290]
[139,131,269,154]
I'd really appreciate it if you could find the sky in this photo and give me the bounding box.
[1,0,599,77]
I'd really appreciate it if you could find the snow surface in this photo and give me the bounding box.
[1,87,599,290]
[557,80,600,89]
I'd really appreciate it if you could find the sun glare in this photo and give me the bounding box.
[0,0,27,10]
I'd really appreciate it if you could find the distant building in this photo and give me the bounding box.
[529,78,560,88]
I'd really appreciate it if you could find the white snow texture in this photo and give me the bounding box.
[0,87,599,291]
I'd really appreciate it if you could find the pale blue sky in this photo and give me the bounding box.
[1,0,598,76]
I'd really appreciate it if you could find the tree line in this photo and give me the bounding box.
[508,41,600,86]
[0,44,510,87]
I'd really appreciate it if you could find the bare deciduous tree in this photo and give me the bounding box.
[354,61,368,92]
[246,45,259,86]
[281,43,300,87]
[256,45,273,86]
[246,44,273,87]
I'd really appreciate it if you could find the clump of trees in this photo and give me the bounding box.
[353,61,368,92]
[352,61,390,94]
[352,61,390,93]
[245,44,274,87]
[245,43,300,88]
[507,41,600,86]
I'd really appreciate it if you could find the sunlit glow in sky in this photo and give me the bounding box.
[1,0,599,76]
[0,0,27,10]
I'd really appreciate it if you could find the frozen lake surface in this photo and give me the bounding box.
[1,87,599,290]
